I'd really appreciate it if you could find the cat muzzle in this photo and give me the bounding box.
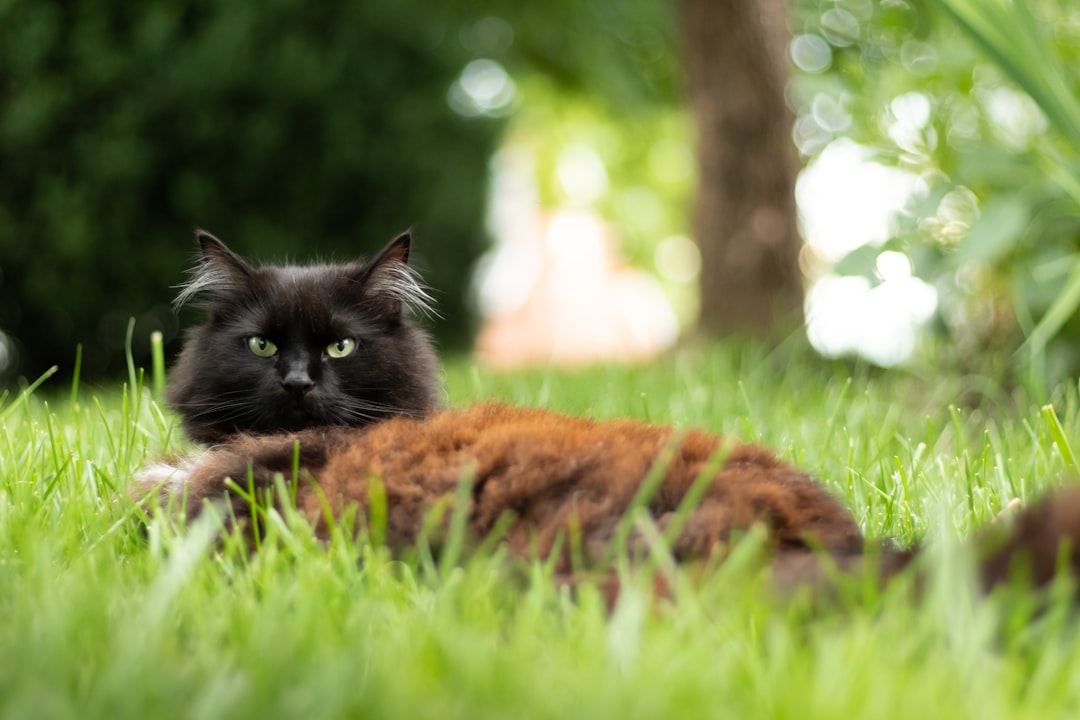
[281,369,316,398]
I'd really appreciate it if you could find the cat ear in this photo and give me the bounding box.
[173,229,256,310]
[356,231,436,320]
[375,230,411,266]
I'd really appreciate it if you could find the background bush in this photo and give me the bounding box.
[791,0,1080,384]
[0,0,499,383]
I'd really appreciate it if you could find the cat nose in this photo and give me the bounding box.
[281,369,315,397]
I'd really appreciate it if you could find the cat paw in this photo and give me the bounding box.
[990,497,1023,526]
[133,456,198,498]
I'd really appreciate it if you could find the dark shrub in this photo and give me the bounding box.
[0,0,498,382]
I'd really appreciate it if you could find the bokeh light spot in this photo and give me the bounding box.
[790,34,832,74]
[654,235,700,284]
[448,59,516,117]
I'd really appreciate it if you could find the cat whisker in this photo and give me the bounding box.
[170,398,251,413]
[170,389,260,405]
[335,393,415,411]
[338,397,418,414]
[328,399,425,425]
[329,407,383,425]
[172,402,261,424]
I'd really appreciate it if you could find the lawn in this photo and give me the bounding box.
[2,343,1080,719]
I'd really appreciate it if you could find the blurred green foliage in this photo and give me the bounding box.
[498,76,698,321]
[487,0,1080,382]
[456,3,699,322]
[465,0,680,110]
[791,0,1080,383]
[0,0,499,382]
[8,0,1077,387]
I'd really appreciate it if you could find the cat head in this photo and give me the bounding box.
[167,229,443,443]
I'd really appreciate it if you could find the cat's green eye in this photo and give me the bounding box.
[247,336,278,358]
[326,338,356,359]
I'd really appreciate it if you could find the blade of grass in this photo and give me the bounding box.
[438,464,476,577]
[1041,404,1080,474]
[367,474,388,549]
[0,365,57,421]
[662,437,736,548]
[70,343,83,407]
[600,430,686,571]
[150,331,166,398]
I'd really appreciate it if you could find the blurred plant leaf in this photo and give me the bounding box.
[926,0,1080,149]
[1023,258,1080,354]
[952,197,1028,266]
[833,243,885,279]
[926,0,1080,359]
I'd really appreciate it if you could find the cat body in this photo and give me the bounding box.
[141,231,1080,597]
[141,401,862,572]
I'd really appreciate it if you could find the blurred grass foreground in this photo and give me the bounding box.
[4,347,1080,717]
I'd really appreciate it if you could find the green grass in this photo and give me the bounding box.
[4,344,1080,719]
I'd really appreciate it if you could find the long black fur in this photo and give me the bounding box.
[167,230,442,443]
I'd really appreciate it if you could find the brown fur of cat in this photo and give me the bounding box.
[135,401,1080,596]
[138,403,860,560]
[137,231,1080,599]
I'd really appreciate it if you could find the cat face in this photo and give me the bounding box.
[166,230,442,443]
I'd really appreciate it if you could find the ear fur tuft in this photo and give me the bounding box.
[359,231,438,319]
[173,229,255,310]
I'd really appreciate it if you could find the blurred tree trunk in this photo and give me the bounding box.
[676,0,803,339]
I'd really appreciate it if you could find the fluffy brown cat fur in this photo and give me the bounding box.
[139,402,860,559]
[136,231,1080,600]
[136,401,1080,596]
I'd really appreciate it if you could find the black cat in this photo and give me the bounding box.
[142,231,1080,601]
[166,230,442,443]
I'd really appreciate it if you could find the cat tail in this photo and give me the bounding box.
[971,484,1080,593]
[771,485,1080,600]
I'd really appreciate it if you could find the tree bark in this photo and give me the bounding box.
[676,0,803,339]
